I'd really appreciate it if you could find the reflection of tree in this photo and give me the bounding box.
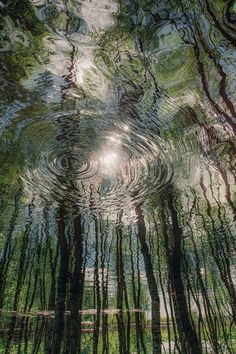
[69,213,85,354]
[161,189,202,353]
[0,187,22,308]
[115,211,130,354]
[129,224,147,353]
[51,204,68,354]
[136,204,161,354]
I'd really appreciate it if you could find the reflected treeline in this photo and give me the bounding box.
[0,0,236,353]
[0,186,236,353]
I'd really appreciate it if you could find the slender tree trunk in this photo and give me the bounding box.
[51,204,69,354]
[69,213,85,354]
[135,204,162,354]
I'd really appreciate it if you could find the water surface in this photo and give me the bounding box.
[0,0,236,353]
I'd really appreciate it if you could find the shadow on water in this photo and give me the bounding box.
[0,0,236,353]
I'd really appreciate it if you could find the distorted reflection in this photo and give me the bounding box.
[99,151,119,174]
[0,0,236,353]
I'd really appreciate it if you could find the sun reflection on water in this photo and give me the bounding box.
[98,151,119,175]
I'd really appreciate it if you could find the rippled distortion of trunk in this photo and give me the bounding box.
[0,0,236,353]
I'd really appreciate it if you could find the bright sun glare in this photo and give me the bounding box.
[99,151,118,174]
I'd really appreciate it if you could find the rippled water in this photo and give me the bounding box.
[0,0,236,353]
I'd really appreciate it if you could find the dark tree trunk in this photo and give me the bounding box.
[135,205,162,354]
[51,204,69,354]
[161,191,202,354]
[69,213,85,354]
